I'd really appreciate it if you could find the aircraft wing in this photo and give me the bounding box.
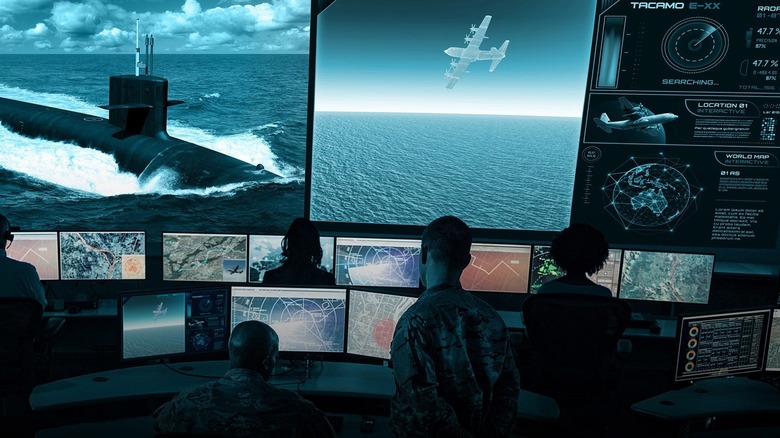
[446,57,472,89]
[467,15,492,49]
[618,96,643,120]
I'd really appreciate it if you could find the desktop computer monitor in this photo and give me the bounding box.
[120,287,229,361]
[59,231,145,280]
[335,237,421,288]
[230,286,347,354]
[675,309,771,381]
[162,233,248,282]
[248,235,335,283]
[528,245,620,296]
[6,231,59,280]
[460,243,531,293]
[619,250,715,304]
[346,288,418,360]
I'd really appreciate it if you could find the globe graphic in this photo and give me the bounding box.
[611,163,691,227]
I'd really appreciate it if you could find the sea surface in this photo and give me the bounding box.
[0,54,308,244]
[310,112,579,231]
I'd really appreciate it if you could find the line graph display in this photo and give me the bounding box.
[60,231,145,280]
[231,286,346,353]
[163,233,248,282]
[7,231,59,280]
[460,243,531,293]
[335,237,421,288]
[347,288,418,360]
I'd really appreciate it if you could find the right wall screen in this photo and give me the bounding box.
[570,0,779,249]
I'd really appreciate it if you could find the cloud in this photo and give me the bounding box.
[0,0,51,22]
[48,0,129,36]
[34,40,53,49]
[86,27,133,51]
[25,23,49,37]
[182,0,201,17]
[0,24,23,45]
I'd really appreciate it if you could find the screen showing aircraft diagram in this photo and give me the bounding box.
[59,231,145,280]
[570,0,780,249]
[460,243,531,293]
[163,233,248,282]
[335,237,421,288]
[248,235,335,283]
[7,231,59,280]
[231,286,346,353]
[619,250,715,304]
[347,288,418,360]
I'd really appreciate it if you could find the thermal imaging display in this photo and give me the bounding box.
[335,237,421,288]
[60,231,145,280]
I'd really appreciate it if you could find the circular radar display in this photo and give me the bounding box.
[662,18,729,74]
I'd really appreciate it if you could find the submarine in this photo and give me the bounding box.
[0,40,279,189]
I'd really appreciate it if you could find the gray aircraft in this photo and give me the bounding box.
[444,15,509,89]
[593,97,678,136]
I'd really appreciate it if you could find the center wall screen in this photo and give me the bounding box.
[309,0,597,231]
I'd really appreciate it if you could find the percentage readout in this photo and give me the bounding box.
[753,59,780,67]
[756,27,780,36]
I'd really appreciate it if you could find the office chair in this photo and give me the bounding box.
[520,293,632,435]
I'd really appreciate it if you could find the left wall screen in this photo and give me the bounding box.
[0,1,312,237]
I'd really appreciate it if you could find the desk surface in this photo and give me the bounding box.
[497,310,677,338]
[632,377,780,421]
[44,298,117,318]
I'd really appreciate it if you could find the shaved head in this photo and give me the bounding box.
[229,321,279,376]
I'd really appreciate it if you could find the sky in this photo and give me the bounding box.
[0,0,311,53]
[314,0,598,117]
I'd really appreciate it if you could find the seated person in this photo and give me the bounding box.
[0,212,47,308]
[152,320,335,437]
[537,222,612,297]
[262,218,335,286]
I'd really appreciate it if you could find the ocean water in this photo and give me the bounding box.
[0,54,308,242]
[310,112,579,231]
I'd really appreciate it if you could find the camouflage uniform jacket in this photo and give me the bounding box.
[390,283,521,437]
[152,367,334,437]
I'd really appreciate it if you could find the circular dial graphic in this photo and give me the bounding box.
[662,18,729,74]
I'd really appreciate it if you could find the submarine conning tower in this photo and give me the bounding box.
[99,75,184,141]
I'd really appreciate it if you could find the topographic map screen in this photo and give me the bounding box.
[675,309,770,381]
[460,243,531,293]
[335,238,421,288]
[347,289,418,360]
[60,231,145,280]
[7,231,59,280]
[528,245,621,296]
[121,288,229,361]
[231,286,347,353]
[163,233,248,282]
[766,309,780,372]
[619,250,715,304]
[248,235,335,283]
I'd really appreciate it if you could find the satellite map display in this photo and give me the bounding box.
[231,287,346,353]
[766,309,780,372]
[460,243,531,293]
[347,289,418,360]
[60,231,145,280]
[619,250,714,303]
[335,238,421,288]
[248,235,334,283]
[7,231,59,280]
[163,233,248,282]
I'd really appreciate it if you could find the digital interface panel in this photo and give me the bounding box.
[528,245,620,296]
[460,243,531,293]
[619,250,715,304]
[675,309,771,381]
[121,287,229,361]
[163,233,248,282]
[347,288,418,360]
[6,231,59,280]
[59,231,145,280]
[335,237,421,288]
[765,309,780,372]
[248,235,335,283]
[231,286,346,353]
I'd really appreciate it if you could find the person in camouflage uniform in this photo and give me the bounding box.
[390,216,521,437]
[152,320,334,437]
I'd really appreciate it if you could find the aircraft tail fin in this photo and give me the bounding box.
[593,113,613,133]
[488,40,509,72]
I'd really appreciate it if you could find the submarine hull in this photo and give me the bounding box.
[0,96,278,189]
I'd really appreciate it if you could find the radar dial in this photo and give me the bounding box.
[662,18,729,74]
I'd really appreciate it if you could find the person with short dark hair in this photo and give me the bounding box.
[262,218,335,286]
[537,222,612,297]
[152,320,335,437]
[0,212,47,308]
[390,216,521,437]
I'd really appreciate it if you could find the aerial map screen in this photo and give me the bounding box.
[528,245,621,296]
[766,309,780,372]
[231,286,346,353]
[7,231,59,280]
[59,231,145,280]
[460,243,531,293]
[347,288,418,360]
[248,235,335,283]
[619,250,715,304]
[335,237,421,288]
[675,309,770,381]
[163,233,248,283]
[121,287,228,361]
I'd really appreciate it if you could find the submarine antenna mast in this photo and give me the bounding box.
[144,34,149,75]
[150,34,155,76]
[135,18,140,76]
